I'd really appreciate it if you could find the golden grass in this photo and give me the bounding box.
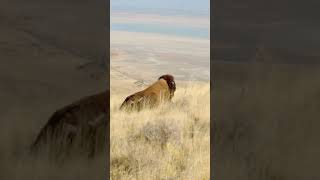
[110,82,210,180]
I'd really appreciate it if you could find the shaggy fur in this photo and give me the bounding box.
[120,74,176,111]
[30,90,109,158]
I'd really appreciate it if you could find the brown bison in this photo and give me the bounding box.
[120,74,176,111]
[30,90,109,158]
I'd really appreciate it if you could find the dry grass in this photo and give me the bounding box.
[212,60,320,180]
[111,82,210,179]
[0,129,107,180]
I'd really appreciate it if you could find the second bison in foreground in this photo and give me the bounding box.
[120,74,176,111]
[30,91,109,158]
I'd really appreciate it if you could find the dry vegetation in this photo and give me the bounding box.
[213,59,320,179]
[111,82,210,179]
[0,123,107,180]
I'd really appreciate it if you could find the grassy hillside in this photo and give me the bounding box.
[0,1,107,178]
[111,82,210,179]
[212,60,320,180]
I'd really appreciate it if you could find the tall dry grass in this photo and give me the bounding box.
[212,60,320,180]
[0,129,107,180]
[111,82,210,179]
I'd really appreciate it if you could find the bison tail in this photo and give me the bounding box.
[119,95,134,110]
[29,128,46,156]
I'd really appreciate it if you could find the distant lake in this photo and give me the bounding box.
[111,23,209,39]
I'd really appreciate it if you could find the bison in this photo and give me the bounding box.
[120,74,176,111]
[30,90,109,159]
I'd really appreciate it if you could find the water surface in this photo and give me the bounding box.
[111,23,209,39]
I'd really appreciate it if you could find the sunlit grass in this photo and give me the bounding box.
[110,82,210,179]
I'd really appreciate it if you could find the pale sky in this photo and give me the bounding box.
[111,0,210,16]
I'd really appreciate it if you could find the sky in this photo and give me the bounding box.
[111,0,210,16]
